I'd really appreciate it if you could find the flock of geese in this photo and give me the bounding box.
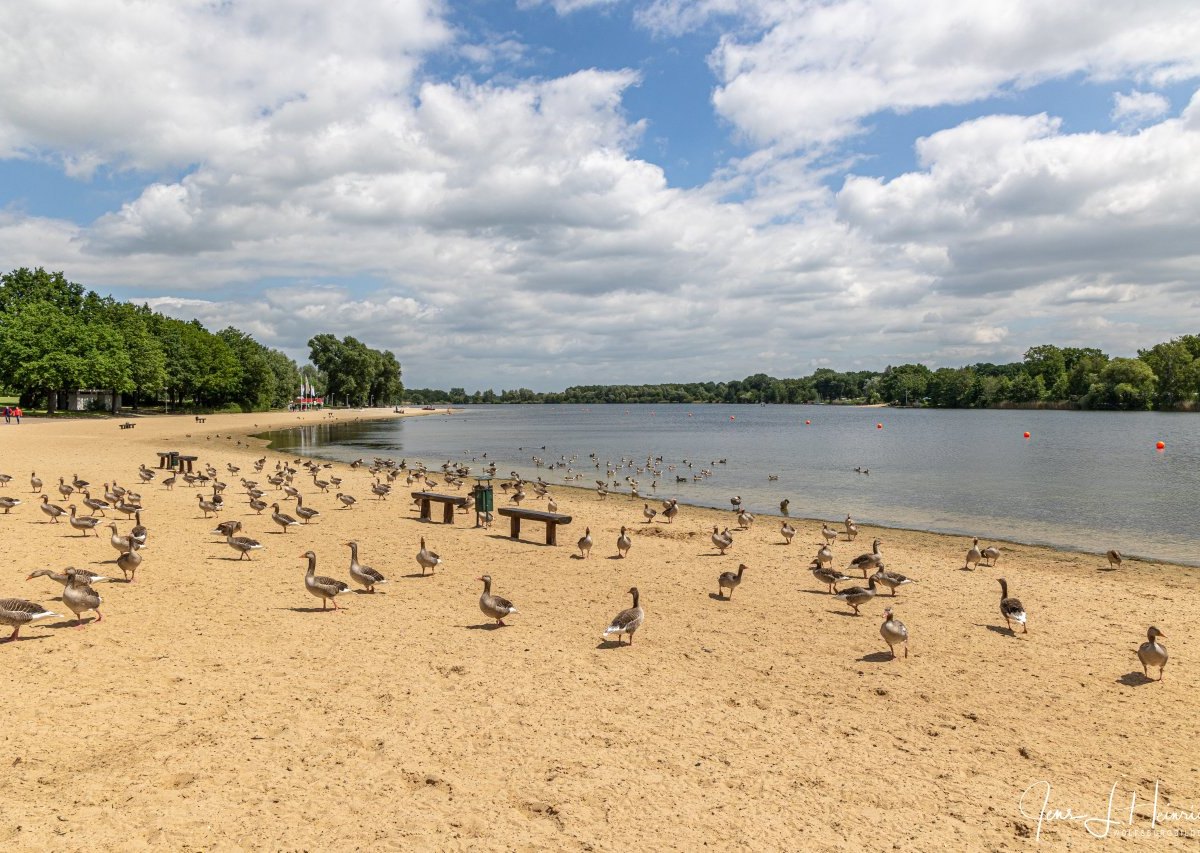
[0,453,1170,679]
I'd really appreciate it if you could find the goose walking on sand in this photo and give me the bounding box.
[997,578,1027,634]
[981,545,1001,567]
[849,539,883,577]
[718,564,747,600]
[643,503,656,523]
[736,508,754,529]
[249,497,268,514]
[294,494,320,524]
[108,523,135,555]
[844,514,858,541]
[0,597,60,641]
[780,521,796,544]
[1106,549,1123,570]
[30,473,43,493]
[130,512,147,548]
[477,575,518,626]
[302,551,351,610]
[811,563,852,593]
[577,527,593,559]
[39,495,65,523]
[821,524,839,546]
[63,573,103,627]
[226,532,263,561]
[82,491,108,516]
[964,538,982,571]
[1137,626,1167,681]
[616,526,632,558]
[416,537,441,575]
[197,494,219,518]
[662,500,678,524]
[212,519,243,538]
[345,541,386,592]
[881,608,909,659]
[871,568,916,596]
[603,587,644,646]
[57,478,74,501]
[271,503,299,533]
[814,543,833,569]
[0,496,20,514]
[833,576,878,615]
[711,526,733,555]
[335,493,357,509]
[116,542,143,582]
[27,567,111,587]
[67,505,100,537]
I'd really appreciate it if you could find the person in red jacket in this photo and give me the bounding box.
[13,406,22,424]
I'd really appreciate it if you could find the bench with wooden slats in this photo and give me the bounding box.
[497,507,574,545]
[411,491,469,524]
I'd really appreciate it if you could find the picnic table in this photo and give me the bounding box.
[497,507,574,545]
[411,491,469,524]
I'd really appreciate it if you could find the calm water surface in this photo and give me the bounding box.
[260,405,1200,565]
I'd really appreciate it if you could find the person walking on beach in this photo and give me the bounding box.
[3,406,9,424]
[13,406,21,424]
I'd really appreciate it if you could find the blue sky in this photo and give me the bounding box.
[1,1,1199,389]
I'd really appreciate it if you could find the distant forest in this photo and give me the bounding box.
[406,338,1200,411]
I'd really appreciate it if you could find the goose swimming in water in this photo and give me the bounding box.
[997,578,1027,634]
[880,608,909,659]
[477,575,518,626]
[603,587,644,646]
[1136,626,1167,681]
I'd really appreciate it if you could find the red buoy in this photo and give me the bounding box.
[730,415,736,421]
[1023,431,1030,439]
[876,423,883,429]
[1156,441,1165,450]
[805,420,811,425]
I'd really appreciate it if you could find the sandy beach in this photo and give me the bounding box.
[0,408,1197,850]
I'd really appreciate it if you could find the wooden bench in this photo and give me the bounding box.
[497,507,573,545]
[411,491,469,524]
[119,422,136,429]
[178,454,198,473]
[194,416,207,423]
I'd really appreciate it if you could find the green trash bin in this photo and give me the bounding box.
[168,450,181,469]
[473,480,494,528]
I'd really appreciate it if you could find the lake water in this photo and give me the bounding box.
[259,404,1200,565]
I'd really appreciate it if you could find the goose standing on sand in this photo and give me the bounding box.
[270,503,299,533]
[546,495,558,513]
[30,473,43,493]
[477,575,518,626]
[814,543,833,569]
[162,471,177,490]
[302,551,351,610]
[416,537,441,575]
[0,496,20,514]
[844,514,858,541]
[335,493,356,509]
[780,521,795,544]
[0,597,60,641]
[871,568,916,596]
[249,496,268,514]
[1107,550,1123,570]
[736,508,754,529]
[67,505,100,537]
[196,494,219,518]
[577,527,593,559]
[643,503,657,523]
[39,494,65,523]
[117,542,143,582]
[616,526,632,559]
[294,494,320,524]
[997,578,1028,634]
[603,587,644,646]
[981,544,1000,567]
[226,532,263,561]
[108,522,135,555]
[212,519,243,538]
[833,576,878,615]
[663,499,678,524]
[820,524,839,547]
[849,539,883,577]
[964,538,982,571]
[58,478,74,501]
[711,526,733,555]
[81,491,109,516]
[27,567,111,587]
[72,474,89,490]
[345,541,386,592]
[63,573,103,626]
[1137,626,1167,681]
[811,563,852,593]
[718,564,747,600]
[881,608,909,659]
[130,512,147,548]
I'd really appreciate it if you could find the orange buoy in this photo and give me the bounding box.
[876,423,883,429]
[1156,441,1165,450]
[1023,432,1030,439]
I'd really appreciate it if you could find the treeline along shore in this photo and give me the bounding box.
[407,339,1200,411]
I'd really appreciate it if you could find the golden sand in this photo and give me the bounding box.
[0,409,1196,850]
